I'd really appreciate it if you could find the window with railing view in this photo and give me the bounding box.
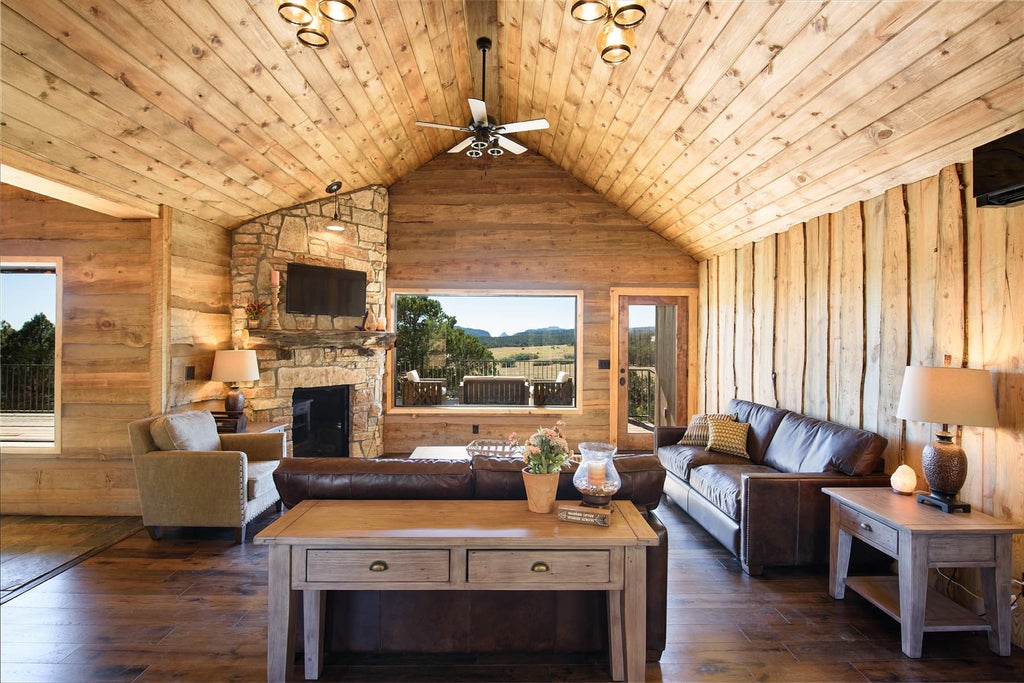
[1,261,61,451]
[392,293,579,408]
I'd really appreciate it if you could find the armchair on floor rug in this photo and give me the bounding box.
[128,410,286,543]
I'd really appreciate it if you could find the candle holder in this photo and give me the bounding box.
[267,284,282,330]
[572,442,622,508]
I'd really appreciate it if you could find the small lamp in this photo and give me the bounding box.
[890,464,917,495]
[896,364,998,512]
[211,350,260,414]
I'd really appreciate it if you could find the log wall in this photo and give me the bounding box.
[386,152,700,452]
[698,162,1024,647]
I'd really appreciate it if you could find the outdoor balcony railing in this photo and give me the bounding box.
[1,363,55,412]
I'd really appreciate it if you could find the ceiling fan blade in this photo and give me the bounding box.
[495,135,528,155]
[497,118,550,134]
[468,98,488,127]
[416,121,471,132]
[447,137,476,154]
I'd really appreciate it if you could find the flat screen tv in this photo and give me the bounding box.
[286,263,366,317]
[973,130,1024,207]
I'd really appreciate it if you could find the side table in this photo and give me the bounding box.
[824,487,1023,658]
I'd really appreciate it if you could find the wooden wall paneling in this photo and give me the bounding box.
[838,203,866,427]
[803,216,830,421]
[861,195,886,439]
[751,236,776,406]
[697,260,709,413]
[704,257,720,411]
[734,243,755,402]
[717,250,737,409]
[774,225,806,411]
[877,187,910,470]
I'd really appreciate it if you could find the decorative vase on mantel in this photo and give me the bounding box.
[522,468,560,514]
[362,307,377,331]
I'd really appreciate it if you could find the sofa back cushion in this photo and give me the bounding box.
[762,413,887,475]
[726,399,790,464]
[149,410,221,452]
[272,457,475,509]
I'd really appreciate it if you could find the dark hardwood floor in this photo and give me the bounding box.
[1,500,1021,682]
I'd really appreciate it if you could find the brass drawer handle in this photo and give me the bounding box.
[860,522,873,532]
[530,561,550,573]
[369,560,389,572]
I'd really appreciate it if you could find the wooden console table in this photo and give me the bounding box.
[824,487,1023,658]
[255,499,658,682]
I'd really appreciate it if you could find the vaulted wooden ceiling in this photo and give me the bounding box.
[2,1,1021,260]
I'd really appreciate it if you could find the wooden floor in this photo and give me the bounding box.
[0,501,1021,682]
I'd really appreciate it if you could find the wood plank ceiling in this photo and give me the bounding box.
[1,0,1021,260]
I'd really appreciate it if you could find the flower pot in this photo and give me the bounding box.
[522,467,559,514]
[247,318,260,329]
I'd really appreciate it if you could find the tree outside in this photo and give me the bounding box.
[1,313,56,411]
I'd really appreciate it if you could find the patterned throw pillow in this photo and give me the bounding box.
[706,417,750,458]
[678,412,736,447]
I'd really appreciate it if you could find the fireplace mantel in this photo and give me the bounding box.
[249,329,396,351]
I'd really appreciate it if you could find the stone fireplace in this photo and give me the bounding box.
[227,185,391,457]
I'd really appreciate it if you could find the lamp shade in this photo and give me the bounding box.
[211,350,260,383]
[896,366,998,428]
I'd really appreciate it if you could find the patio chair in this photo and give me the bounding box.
[459,376,530,405]
[401,370,447,405]
[532,371,575,407]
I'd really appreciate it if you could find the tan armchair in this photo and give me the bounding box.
[128,410,286,543]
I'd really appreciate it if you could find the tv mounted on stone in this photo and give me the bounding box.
[286,263,366,317]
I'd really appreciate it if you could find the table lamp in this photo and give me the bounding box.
[895,364,998,513]
[211,350,260,414]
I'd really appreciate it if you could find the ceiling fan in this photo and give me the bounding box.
[415,37,549,157]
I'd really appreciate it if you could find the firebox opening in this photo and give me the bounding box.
[291,385,351,457]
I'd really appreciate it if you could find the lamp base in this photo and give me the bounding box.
[916,492,971,514]
[224,386,245,414]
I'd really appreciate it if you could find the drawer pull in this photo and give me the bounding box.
[368,560,389,572]
[860,522,873,532]
[530,561,550,573]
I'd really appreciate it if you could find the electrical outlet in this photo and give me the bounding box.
[472,425,479,434]
[185,366,196,380]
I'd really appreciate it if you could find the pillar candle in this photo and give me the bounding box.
[270,270,280,286]
[588,461,606,488]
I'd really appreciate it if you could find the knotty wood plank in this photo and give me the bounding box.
[802,216,829,421]
[862,194,885,438]
[773,226,805,412]
[751,236,776,407]
[734,243,755,402]
[717,250,737,408]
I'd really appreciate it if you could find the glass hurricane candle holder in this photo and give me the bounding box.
[572,442,622,508]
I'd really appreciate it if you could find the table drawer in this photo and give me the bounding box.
[305,549,450,583]
[839,506,898,555]
[467,550,610,584]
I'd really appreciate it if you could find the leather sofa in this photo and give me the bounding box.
[654,399,889,575]
[273,453,668,661]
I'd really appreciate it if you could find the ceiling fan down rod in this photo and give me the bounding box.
[476,36,491,105]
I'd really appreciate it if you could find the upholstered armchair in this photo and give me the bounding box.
[400,370,447,405]
[532,371,574,406]
[127,410,286,543]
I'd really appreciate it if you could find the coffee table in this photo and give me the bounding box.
[255,499,658,682]
[409,445,470,459]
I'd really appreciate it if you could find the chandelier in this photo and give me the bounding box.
[277,1,356,49]
[570,0,647,65]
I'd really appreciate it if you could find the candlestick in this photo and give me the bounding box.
[267,284,282,330]
[269,269,280,286]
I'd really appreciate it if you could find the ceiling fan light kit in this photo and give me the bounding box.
[572,0,645,65]
[277,0,355,49]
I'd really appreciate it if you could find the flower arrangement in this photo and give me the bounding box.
[245,300,269,321]
[510,420,570,474]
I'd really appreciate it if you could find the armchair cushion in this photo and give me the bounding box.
[247,460,282,500]
[149,411,221,452]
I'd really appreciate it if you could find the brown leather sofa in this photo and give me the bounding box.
[655,399,889,575]
[273,453,668,662]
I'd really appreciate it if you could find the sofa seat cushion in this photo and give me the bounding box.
[689,463,776,521]
[247,460,281,500]
[149,411,221,452]
[657,444,750,482]
[762,413,888,475]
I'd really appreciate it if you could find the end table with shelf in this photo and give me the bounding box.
[824,487,1023,658]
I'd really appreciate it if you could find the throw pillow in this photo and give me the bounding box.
[150,411,221,452]
[678,412,736,447]
[706,417,750,458]
[406,370,420,382]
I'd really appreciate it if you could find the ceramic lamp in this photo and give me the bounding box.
[211,350,260,414]
[896,365,998,512]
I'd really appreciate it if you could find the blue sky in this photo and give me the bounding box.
[1,272,56,328]
[427,295,655,336]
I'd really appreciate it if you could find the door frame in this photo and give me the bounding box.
[609,287,699,447]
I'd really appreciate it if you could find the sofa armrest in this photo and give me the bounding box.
[133,450,248,527]
[740,472,890,573]
[220,431,286,461]
[653,425,687,449]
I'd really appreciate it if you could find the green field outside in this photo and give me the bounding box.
[489,344,575,362]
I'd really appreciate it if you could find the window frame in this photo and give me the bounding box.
[0,256,63,455]
[386,288,584,415]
